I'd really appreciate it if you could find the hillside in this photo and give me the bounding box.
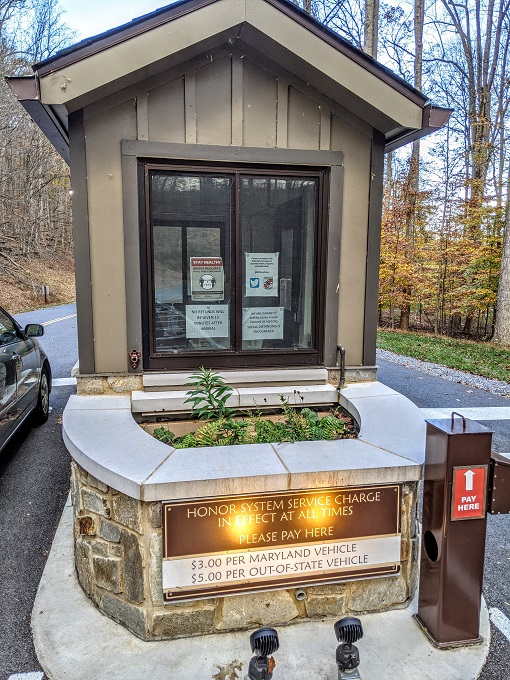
[0,252,75,314]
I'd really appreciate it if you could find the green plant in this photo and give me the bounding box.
[183,367,234,420]
[153,426,175,445]
[152,373,355,449]
[166,418,255,448]
[154,400,351,449]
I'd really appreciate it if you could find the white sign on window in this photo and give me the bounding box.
[186,305,229,338]
[245,253,279,297]
[242,307,284,340]
[190,257,224,301]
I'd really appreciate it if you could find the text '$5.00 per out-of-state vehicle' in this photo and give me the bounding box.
[0,305,51,453]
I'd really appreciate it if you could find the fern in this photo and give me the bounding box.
[154,397,354,448]
[173,432,200,449]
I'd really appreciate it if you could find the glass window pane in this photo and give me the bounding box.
[240,175,318,350]
[149,171,233,353]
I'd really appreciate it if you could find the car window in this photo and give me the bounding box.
[0,309,18,347]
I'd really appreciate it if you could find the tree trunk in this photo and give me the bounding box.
[399,0,423,331]
[400,299,411,331]
[493,173,510,345]
[364,0,379,58]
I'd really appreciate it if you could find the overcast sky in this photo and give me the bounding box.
[59,1,172,40]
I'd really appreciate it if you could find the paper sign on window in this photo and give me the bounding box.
[186,305,229,338]
[190,257,224,301]
[245,253,279,297]
[242,307,284,340]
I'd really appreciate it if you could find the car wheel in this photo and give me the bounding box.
[33,364,50,425]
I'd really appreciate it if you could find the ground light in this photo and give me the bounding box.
[245,627,279,680]
[335,617,364,679]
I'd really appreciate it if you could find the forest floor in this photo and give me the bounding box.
[0,252,75,314]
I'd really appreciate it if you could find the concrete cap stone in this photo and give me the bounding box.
[143,443,289,501]
[275,438,420,490]
[62,382,426,502]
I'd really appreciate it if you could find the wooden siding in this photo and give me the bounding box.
[84,100,137,373]
[147,77,186,143]
[83,48,372,372]
[242,58,277,147]
[140,52,331,149]
[331,114,372,366]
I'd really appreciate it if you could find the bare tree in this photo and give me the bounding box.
[493,169,510,344]
[364,0,379,56]
[0,0,74,296]
[433,0,510,205]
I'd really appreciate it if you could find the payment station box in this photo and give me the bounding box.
[488,452,510,515]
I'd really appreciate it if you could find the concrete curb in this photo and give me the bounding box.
[32,500,490,680]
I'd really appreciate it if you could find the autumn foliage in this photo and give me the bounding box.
[380,157,504,339]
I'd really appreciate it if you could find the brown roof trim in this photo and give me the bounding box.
[5,74,39,100]
[262,0,427,106]
[384,105,453,152]
[5,75,70,163]
[33,0,427,107]
[34,0,218,76]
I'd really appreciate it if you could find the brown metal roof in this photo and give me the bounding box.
[33,0,427,107]
[6,0,450,161]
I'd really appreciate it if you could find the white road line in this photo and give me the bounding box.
[52,377,77,387]
[421,407,510,421]
[489,607,510,644]
[42,313,76,326]
[8,672,44,680]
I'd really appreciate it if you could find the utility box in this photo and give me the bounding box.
[488,452,510,515]
[415,414,493,648]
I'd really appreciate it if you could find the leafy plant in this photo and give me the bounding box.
[183,367,234,420]
[153,395,353,448]
[153,426,175,445]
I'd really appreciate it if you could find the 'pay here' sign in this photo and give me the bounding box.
[451,465,488,521]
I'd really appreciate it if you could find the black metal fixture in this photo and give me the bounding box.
[334,617,363,679]
[336,344,346,391]
[245,627,279,680]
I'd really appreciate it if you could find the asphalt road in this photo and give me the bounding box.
[14,303,78,380]
[378,354,510,680]
[0,309,508,678]
[0,304,77,679]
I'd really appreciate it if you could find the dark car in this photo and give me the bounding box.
[0,305,51,453]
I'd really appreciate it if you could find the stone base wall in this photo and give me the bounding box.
[75,367,377,396]
[326,367,378,385]
[76,374,143,395]
[71,462,419,641]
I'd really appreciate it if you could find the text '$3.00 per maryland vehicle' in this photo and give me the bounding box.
[0,305,51,453]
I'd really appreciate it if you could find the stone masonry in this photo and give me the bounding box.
[71,461,419,641]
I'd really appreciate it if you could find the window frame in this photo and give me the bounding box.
[123,140,344,373]
[140,160,329,371]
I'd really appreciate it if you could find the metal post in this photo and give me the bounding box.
[415,413,493,647]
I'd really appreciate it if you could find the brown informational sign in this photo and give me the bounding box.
[162,485,401,602]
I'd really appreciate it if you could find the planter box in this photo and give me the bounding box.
[64,383,425,641]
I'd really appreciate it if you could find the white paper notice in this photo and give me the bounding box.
[242,307,284,340]
[186,305,229,338]
[245,253,279,297]
[162,535,401,591]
